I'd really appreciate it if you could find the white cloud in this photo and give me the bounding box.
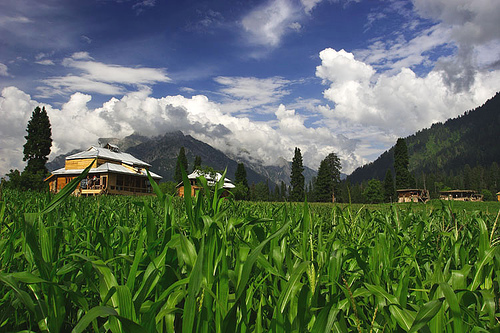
[0,63,9,76]
[37,53,170,97]
[35,59,55,66]
[300,0,323,13]
[413,0,500,46]
[214,76,291,114]
[316,48,500,137]
[0,84,364,177]
[241,0,300,47]
[0,87,40,175]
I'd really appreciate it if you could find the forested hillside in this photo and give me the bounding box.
[347,93,500,199]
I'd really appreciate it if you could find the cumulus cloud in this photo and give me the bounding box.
[316,48,500,137]
[0,84,364,177]
[413,0,500,46]
[38,53,170,97]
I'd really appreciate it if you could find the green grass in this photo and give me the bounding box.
[0,176,499,332]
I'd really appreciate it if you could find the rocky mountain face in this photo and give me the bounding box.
[47,131,318,187]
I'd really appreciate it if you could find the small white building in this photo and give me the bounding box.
[176,170,235,197]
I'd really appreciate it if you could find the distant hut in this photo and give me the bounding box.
[439,190,483,202]
[177,170,235,198]
[45,144,162,196]
[397,189,430,203]
[497,192,500,202]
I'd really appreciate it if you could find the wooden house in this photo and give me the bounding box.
[439,190,483,202]
[176,170,235,198]
[397,189,430,203]
[45,144,162,196]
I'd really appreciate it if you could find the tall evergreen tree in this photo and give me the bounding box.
[314,152,342,202]
[290,147,305,201]
[234,162,249,200]
[235,163,249,188]
[23,106,52,175]
[193,155,202,171]
[315,159,333,202]
[280,181,287,201]
[394,138,411,189]
[174,147,188,183]
[363,179,384,203]
[383,169,396,202]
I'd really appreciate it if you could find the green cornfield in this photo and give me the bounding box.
[0,170,499,332]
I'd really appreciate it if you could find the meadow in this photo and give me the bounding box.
[0,171,499,332]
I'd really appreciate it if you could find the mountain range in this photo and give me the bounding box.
[47,131,318,187]
[348,92,500,184]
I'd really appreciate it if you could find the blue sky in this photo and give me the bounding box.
[1,0,499,176]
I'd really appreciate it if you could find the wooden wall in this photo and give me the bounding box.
[65,159,96,170]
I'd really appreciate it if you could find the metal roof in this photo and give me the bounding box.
[66,146,150,167]
[51,162,162,179]
[179,170,235,189]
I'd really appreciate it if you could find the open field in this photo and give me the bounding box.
[0,176,499,332]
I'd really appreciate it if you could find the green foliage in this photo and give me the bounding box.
[2,169,48,191]
[23,106,52,176]
[159,180,177,195]
[174,146,188,183]
[481,189,494,201]
[193,155,202,171]
[290,147,305,201]
[250,181,270,201]
[394,138,413,189]
[0,177,499,332]
[314,152,342,202]
[363,178,384,203]
[383,169,396,202]
[234,163,249,200]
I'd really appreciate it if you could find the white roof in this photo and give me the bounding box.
[66,146,150,167]
[51,162,162,179]
[185,170,235,189]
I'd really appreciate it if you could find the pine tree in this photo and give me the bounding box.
[23,106,52,176]
[280,181,287,201]
[193,156,202,171]
[383,169,396,202]
[234,163,249,200]
[363,179,384,203]
[174,147,188,183]
[314,159,333,202]
[290,147,305,201]
[235,163,249,188]
[394,138,411,189]
[314,152,342,202]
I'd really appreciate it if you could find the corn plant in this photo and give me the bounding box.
[0,167,498,332]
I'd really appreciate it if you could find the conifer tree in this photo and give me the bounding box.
[23,106,52,176]
[235,163,249,188]
[394,138,411,189]
[383,169,396,202]
[174,147,188,183]
[193,156,202,171]
[290,147,305,201]
[280,181,287,201]
[234,162,249,200]
[314,152,342,202]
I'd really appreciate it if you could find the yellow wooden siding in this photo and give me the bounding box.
[65,159,96,170]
